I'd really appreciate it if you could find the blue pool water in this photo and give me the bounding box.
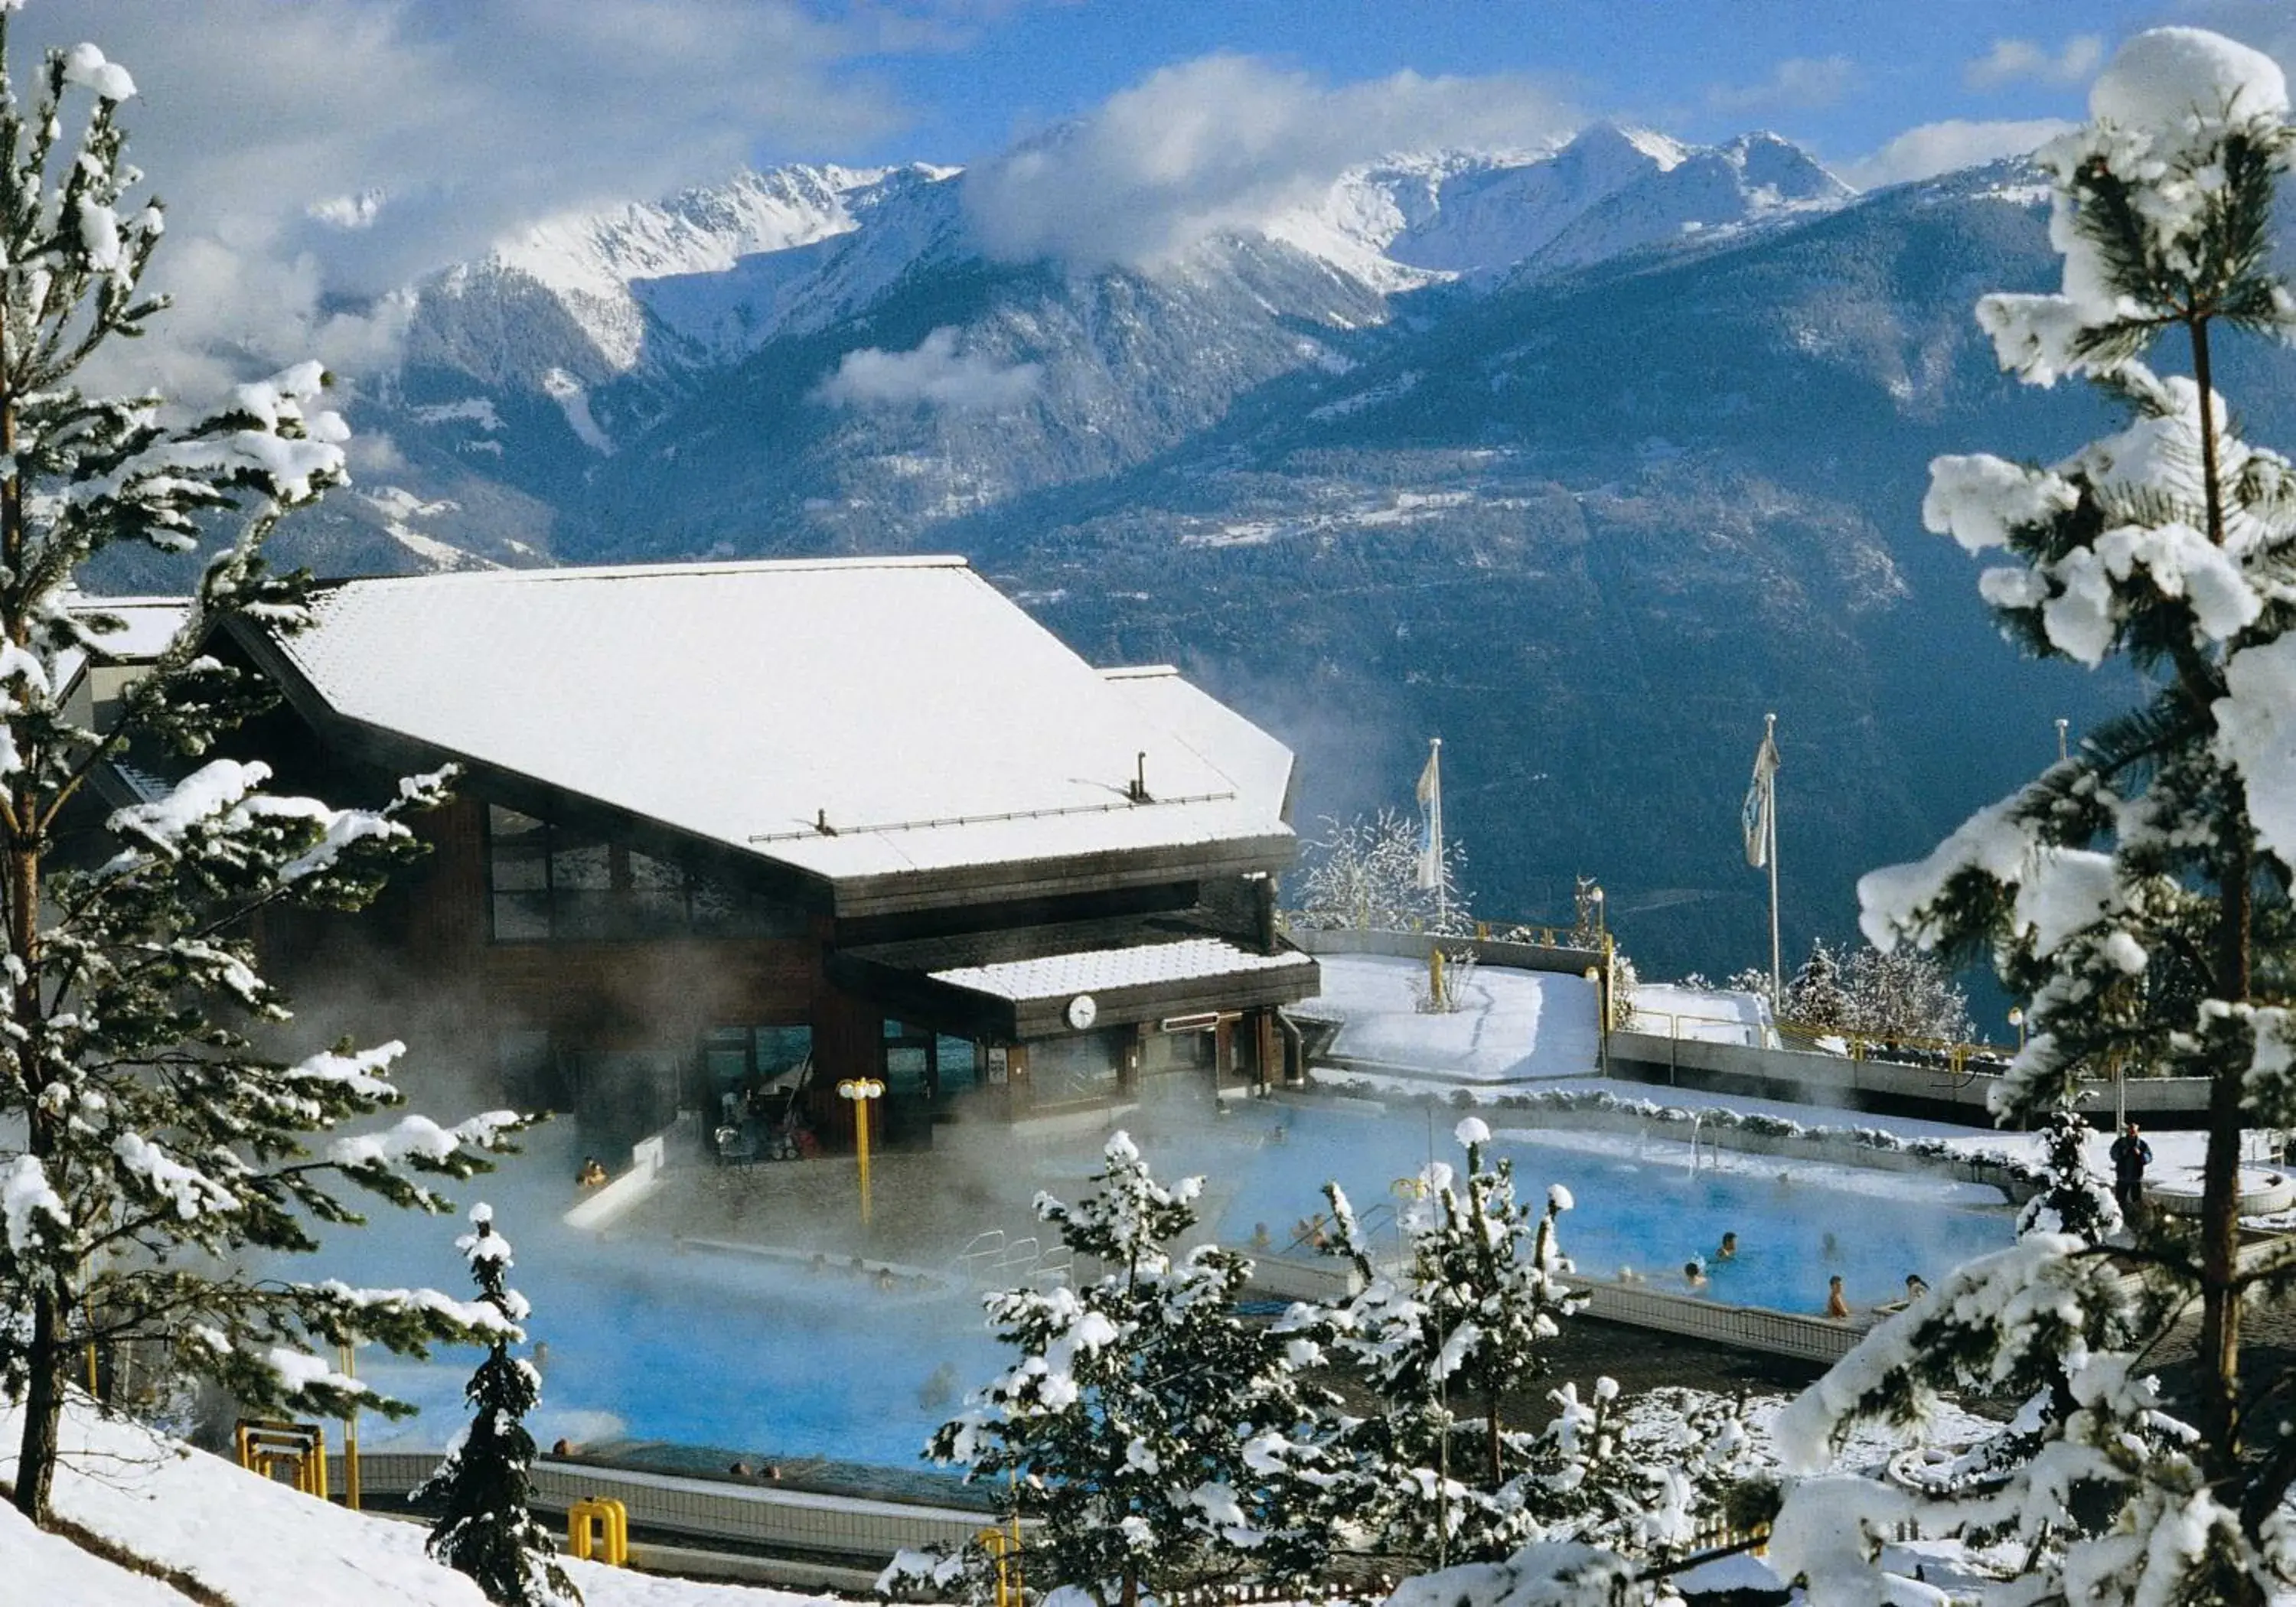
[1159,1100,2014,1319]
[307,1101,2013,1470]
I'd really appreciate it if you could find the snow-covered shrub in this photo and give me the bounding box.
[414,1206,578,1607]
[1291,1119,1588,1565]
[925,1133,1342,1607]
[0,13,523,1525]
[1776,28,2296,1605]
[1289,810,1471,934]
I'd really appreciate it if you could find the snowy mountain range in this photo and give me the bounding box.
[106,122,2200,976]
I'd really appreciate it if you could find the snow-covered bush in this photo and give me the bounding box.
[0,14,523,1525]
[924,1133,1342,1607]
[1774,28,2296,1605]
[1289,810,1471,934]
[414,1206,577,1607]
[1763,940,1975,1044]
[1294,1119,1587,1565]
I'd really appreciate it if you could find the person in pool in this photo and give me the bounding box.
[1825,1274,1852,1319]
[1905,1273,1930,1301]
[1717,1231,1739,1261]
[1683,1259,1708,1289]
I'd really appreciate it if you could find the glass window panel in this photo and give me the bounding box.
[937,1035,979,1090]
[551,839,612,890]
[491,892,550,942]
[628,851,684,890]
[885,1044,931,1097]
[755,1026,812,1077]
[488,806,545,840]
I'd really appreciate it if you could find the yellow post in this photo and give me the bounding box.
[569,1498,628,1566]
[837,1077,885,1227]
[1429,946,1445,1010]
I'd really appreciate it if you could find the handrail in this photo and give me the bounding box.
[1631,1007,2014,1077]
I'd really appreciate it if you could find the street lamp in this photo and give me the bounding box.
[2007,1006,2025,1052]
[837,1077,885,1226]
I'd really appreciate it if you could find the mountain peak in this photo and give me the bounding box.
[1563,120,1691,173]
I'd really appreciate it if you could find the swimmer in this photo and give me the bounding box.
[1717,1231,1738,1262]
[549,1438,573,1458]
[729,1461,752,1478]
[875,1266,897,1292]
[1250,1222,1273,1253]
[1683,1259,1708,1290]
[1905,1273,1930,1301]
[1825,1274,1851,1320]
[1617,1265,1642,1284]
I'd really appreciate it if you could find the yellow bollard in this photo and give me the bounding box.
[568,1497,629,1566]
[977,1524,1023,1607]
[1428,947,1445,1010]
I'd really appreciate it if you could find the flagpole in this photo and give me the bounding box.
[1431,737,1446,928]
[1766,712,1781,1011]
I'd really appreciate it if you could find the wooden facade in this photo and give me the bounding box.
[82,568,1321,1158]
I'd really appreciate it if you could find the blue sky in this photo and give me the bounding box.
[850,1,2166,170]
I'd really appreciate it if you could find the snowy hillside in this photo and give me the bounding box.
[0,1403,841,1607]
[1278,122,1850,285]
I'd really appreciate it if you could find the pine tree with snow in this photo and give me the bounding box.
[1303,1117,1585,1565]
[925,1132,1342,1607]
[415,1206,578,1607]
[2015,1108,2121,1244]
[1772,28,2296,1605]
[1780,939,1849,1030]
[0,11,522,1524]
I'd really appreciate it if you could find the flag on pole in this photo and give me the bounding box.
[1742,720,1779,869]
[1414,738,1444,891]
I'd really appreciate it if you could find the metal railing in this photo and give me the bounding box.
[1631,1008,2011,1081]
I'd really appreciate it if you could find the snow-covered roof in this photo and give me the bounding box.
[931,936,1313,1002]
[258,557,1297,903]
[1100,666,1296,823]
[70,595,191,661]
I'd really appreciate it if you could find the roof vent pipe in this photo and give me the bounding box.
[1127,751,1151,804]
[814,808,837,836]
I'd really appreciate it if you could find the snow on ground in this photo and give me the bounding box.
[0,1403,846,1607]
[1627,982,1770,1044]
[1295,953,1600,1081]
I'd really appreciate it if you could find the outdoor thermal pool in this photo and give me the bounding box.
[297,1097,2014,1471]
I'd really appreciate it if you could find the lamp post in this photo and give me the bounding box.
[837,1077,885,1227]
[2007,1006,2025,1053]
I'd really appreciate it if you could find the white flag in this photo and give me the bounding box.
[1415,741,1443,890]
[1743,722,1779,869]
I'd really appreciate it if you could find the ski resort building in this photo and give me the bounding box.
[72,559,1319,1153]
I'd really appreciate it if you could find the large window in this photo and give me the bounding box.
[486,806,805,943]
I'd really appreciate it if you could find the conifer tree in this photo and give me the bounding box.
[0,8,520,1524]
[1771,28,2296,1604]
[1306,1117,1584,1564]
[925,1133,1341,1607]
[415,1206,578,1607]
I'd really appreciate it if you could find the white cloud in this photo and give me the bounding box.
[6,0,925,399]
[815,328,1042,410]
[961,54,1574,269]
[308,190,386,231]
[1838,119,2075,190]
[1706,55,1857,115]
[1965,35,2106,90]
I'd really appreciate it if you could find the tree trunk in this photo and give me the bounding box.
[1120,1561,1138,1607]
[1483,1387,1503,1492]
[2187,311,2251,1494]
[11,1283,61,1522]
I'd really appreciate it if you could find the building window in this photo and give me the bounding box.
[484,805,805,943]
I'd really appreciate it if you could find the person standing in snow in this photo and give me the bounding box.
[2110,1121,2152,1224]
